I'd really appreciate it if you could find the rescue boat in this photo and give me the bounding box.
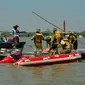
[14,50,81,66]
[0,42,26,60]
[0,51,48,63]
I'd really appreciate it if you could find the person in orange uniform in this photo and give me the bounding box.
[31,29,45,56]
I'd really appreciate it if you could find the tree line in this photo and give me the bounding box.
[1,31,85,37]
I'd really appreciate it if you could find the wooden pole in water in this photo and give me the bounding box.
[63,20,66,37]
[64,20,66,32]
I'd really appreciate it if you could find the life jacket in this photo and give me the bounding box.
[68,35,75,43]
[64,41,71,49]
[35,33,43,44]
[55,31,61,44]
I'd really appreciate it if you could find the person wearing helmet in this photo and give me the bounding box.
[43,35,52,52]
[73,33,78,50]
[52,28,61,43]
[63,38,71,49]
[48,36,58,55]
[31,29,45,56]
[48,28,61,55]
[45,35,52,48]
[60,38,71,54]
[68,32,78,49]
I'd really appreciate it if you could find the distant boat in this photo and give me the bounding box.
[79,35,83,38]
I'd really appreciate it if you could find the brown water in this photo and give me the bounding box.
[0,37,85,85]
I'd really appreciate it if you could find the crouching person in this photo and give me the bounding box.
[60,38,71,54]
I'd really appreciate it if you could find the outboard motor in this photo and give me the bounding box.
[10,49,22,61]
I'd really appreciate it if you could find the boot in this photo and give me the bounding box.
[34,51,37,56]
[39,50,42,56]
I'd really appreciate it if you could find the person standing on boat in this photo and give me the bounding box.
[44,35,52,52]
[45,35,52,48]
[73,33,78,50]
[12,25,20,43]
[48,28,61,55]
[68,32,78,50]
[52,28,61,44]
[31,29,45,56]
[48,36,58,55]
[12,25,26,44]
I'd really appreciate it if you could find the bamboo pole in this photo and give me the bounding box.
[32,11,64,31]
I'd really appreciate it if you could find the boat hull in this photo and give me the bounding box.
[14,50,81,66]
[0,56,14,63]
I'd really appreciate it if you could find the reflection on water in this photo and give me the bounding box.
[16,64,69,85]
[0,37,85,85]
[31,66,44,79]
[49,64,69,78]
[29,64,68,79]
[0,61,85,85]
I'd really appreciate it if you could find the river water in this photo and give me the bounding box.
[0,37,85,85]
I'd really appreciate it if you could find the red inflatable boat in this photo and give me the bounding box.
[0,55,14,63]
[14,50,81,66]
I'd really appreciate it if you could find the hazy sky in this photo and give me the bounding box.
[0,0,85,32]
